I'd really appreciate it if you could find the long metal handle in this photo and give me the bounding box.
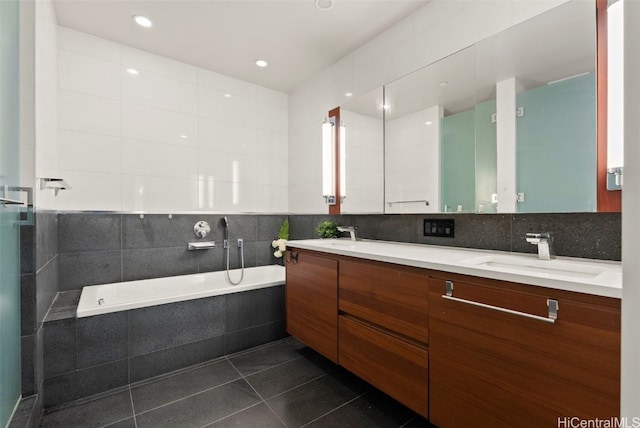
[444,280,558,324]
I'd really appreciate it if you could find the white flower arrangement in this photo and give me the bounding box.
[272,238,287,258]
[272,218,289,259]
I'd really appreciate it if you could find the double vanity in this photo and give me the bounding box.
[284,239,621,427]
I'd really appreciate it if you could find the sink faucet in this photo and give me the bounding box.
[525,232,555,260]
[337,225,358,242]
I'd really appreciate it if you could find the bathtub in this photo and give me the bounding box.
[77,264,285,318]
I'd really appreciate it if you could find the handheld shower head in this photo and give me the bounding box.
[222,216,229,241]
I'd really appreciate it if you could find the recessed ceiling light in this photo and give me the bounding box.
[344,92,353,97]
[180,135,188,139]
[255,59,268,68]
[133,15,153,28]
[438,81,448,87]
[315,0,334,10]
[224,93,232,98]
[125,68,139,75]
[425,121,433,125]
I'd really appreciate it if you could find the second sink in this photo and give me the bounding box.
[462,255,607,279]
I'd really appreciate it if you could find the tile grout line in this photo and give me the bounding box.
[198,402,265,428]
[128,387,139,428]
[132,376,244,417]
[298,391,368,428]
[225,356,290,428]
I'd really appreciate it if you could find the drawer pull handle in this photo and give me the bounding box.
[444,280,558,324]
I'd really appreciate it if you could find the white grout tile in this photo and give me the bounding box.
[58,130,122,174]
[58,90,122,137]
[58,50,122,100]
[123,103,198,147]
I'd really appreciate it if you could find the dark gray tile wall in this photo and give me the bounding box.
[289,212,621,261]
[42,285,286,408]
[57,214,288,290]
[18,210,59,428]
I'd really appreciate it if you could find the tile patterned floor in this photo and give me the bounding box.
[39,337,436,428]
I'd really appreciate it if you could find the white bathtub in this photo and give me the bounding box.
[77,265,285,318]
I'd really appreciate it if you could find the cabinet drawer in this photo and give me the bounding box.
[339,259,428,344]
[286,250,338,362]
[429,274,620,427]
[339,315,428,418]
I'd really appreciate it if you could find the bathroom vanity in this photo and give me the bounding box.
[285,239,621,427]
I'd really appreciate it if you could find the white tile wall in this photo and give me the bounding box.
[288,0,570,214]
[52,27,288,212]
[34,0,59,208]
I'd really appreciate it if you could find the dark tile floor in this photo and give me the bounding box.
[39,337,436,428]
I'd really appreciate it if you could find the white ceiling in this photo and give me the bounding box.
[53,0,429,93]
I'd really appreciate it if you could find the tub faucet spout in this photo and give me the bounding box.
[337,226,358,241]
[525,232,555,260]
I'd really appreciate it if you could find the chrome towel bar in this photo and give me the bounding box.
[444,280,558,324]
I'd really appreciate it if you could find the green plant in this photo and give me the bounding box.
[316,221,339,238]
[278,217,289,240]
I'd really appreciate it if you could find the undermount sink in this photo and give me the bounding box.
[462,255,607,279]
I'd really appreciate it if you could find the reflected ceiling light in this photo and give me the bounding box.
[224,93,232,98]
[132,15,153,28]
[255,59,268,68]
[438,81,448,87]
[315,0,334,10]
[344,92,353,97]
[180,135,188,139]
[382,104,390,110]
[425,121,433,125]
[125,68,139,75]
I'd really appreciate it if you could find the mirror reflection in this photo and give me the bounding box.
[383,0,596,214]
[384,46,476,214]
[340,88,384,214]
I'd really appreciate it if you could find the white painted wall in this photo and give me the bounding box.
[40,27,288,213]
[288,0,569,213]
[622,0,640,417]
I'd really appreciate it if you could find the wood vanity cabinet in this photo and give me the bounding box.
[338,259,429,418]
[285,250,338,362]
[428,272,621,428]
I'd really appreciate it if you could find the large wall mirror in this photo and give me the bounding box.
[340,88,384,214]
[383,0,596,214]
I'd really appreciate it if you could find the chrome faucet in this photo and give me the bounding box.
[337,225,358,241]
[525,232,555,260]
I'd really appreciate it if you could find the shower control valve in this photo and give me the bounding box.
[193,221,211,238]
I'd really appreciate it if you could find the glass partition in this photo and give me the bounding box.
[0,0,23,425]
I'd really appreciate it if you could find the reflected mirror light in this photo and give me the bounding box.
[607,0,624,189]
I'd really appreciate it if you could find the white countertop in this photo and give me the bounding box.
[286,239,622,299]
